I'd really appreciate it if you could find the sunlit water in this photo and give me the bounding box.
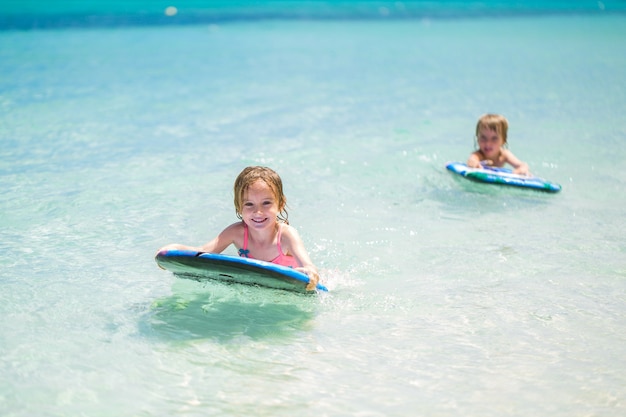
[1,3,626,416]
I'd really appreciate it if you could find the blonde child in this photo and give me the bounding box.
[467,114,530,176]
[158,166,320,290]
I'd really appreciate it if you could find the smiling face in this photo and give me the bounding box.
[476,126,505,160]
[240,179,281,230]
[233,166,289,224]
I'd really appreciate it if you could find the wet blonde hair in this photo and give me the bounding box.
[233,166,289,224]
[475,113,509,146]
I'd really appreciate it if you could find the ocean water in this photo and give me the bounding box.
[1,1,626,416]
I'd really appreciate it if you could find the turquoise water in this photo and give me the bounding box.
[1,2,626,416]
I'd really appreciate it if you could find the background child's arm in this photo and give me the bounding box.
[503,150,530,175]
[467,151,484,168]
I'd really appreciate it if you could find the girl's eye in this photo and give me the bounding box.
[244,202,253,207]
[263,201,272,206]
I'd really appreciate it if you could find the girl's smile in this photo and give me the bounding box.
[241,180,280,229]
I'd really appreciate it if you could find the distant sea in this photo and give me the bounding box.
[2,0,625,29]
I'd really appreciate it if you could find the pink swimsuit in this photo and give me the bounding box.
[238,224,299,268]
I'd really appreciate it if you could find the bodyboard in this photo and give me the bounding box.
[445,162,561,193]
[155,249,328,293]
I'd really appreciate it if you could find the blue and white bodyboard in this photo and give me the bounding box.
[446,162,561,193]
[156,249,328,293]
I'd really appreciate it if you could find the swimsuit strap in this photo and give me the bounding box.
[276,224,284,254]
[239,223,288,261]
[238,223,250,258]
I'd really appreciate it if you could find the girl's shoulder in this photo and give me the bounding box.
[277,222,301,241]
[219,221,245,248]
[221,221,245,236]
[500,148,518,162]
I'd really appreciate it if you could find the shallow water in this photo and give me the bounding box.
[1,2,626,416]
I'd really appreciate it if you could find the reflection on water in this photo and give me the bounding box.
[426,167,553,219]
[143,280,316,343]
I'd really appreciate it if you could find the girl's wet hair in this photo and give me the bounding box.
[233,166,289,224]
[475,113,509,145]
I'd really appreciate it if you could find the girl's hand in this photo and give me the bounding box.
[513,164,530,176]
[155,243,185,256]
[298,266,320,291]
[467,158,484,168]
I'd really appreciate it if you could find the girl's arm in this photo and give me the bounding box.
[467,151,484,168]
[197,222,241,254]
[157,222,241,255]
[280,225,320,291]
[502,150,530,176]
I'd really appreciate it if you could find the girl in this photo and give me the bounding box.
[158,166,320,290]
[467,114,530,176]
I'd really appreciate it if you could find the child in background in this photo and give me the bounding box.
[467,114,530,176]
[158,166,320,290]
